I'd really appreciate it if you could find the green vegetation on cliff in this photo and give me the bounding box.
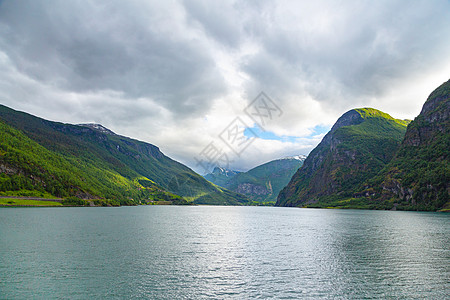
[362,79,450,211]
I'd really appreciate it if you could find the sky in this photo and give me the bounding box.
[0,0,449,174]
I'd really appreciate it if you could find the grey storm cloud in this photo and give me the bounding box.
[239,0,450,109]
[183,0,243,48]
[0,0,228,117]
[1,0,449,115]
[0,0,449,171]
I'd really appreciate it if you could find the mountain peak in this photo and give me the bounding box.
[211,167,240,177]
[78,123,116,135]
[329,109,364,132]
[281,155,307,161]
[354,107,391,118]
[418,79,449,122]
[354,108,411,126]
[328,108,409,136]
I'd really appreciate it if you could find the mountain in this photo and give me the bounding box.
[277,108,409,207]
[362,79,450,211]
[203,167,241,187]
[0,105,248,205]
[204,156,305,204]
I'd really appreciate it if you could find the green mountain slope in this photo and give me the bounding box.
[0,105,248,205]
[205,156,305,203]
[0,119,171,205]
[362,79,450,211]
[277,108,409,207]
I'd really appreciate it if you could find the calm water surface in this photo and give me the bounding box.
[0,206,449,299]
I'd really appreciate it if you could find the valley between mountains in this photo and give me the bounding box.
[0,79,448,211]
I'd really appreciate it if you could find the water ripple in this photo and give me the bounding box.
[0,207,448,299]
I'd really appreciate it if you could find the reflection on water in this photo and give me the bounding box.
[0,206,449,298]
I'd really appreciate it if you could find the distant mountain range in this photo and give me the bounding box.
[277,79,449,211]
[204,155,306,203]
[0,105,249,206]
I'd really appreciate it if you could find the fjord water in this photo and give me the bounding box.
[0,207,448,299]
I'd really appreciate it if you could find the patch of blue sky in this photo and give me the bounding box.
[244,124,330,142]
[309,125,330,137]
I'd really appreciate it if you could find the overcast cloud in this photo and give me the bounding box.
[0,0,449,173]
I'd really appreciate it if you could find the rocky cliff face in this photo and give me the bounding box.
[277,108,409,207]
[369,79,450,210]
[403,84,449,147]
[235,183,271,195]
